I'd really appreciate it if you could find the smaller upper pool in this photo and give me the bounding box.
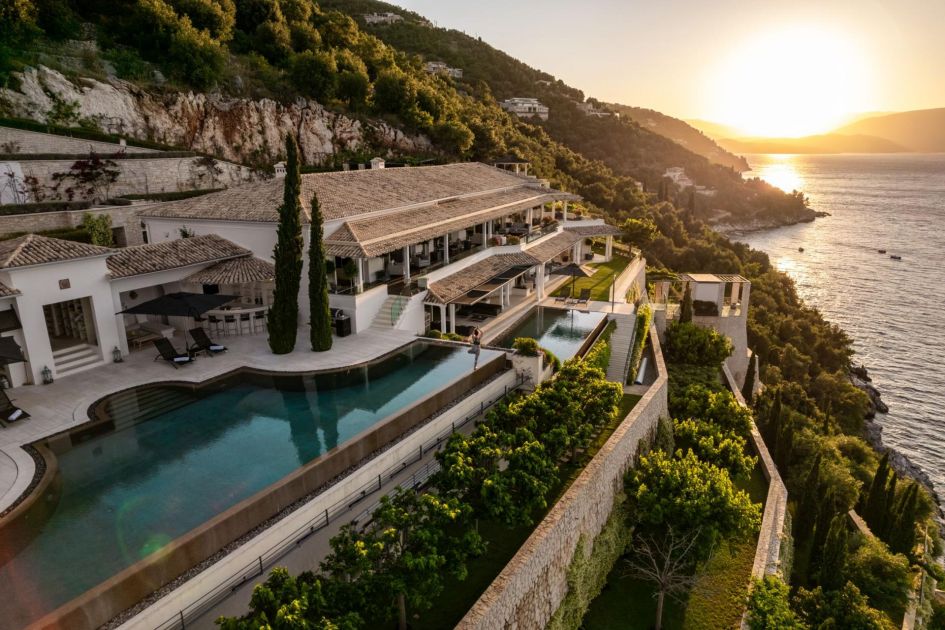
[494,306,607,360]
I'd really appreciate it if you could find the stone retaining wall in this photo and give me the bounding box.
[0,204,148,245]
[722,362,790,581]
[457,326,668,630]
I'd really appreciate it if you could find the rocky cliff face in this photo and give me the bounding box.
[0,66,433,165]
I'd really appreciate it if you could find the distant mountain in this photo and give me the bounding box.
[835,108,945,152]
[685,119,744,142]
[610,106,749,171]
[718,134,908,155]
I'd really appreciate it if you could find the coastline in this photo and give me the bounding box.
[711,209,829,236]
[719,218,944,519]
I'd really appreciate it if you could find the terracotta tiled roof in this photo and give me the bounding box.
[426,253,538,305]
[183,256,275,285]
[522,231,581,263]
[324,189,575,258]
[0,281,18,297]
[0,234,113,269]
[563,224,623,237]
[141,163,578,224]
[107,234,250,278]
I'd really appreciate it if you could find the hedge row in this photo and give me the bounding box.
[0,200,93,216]
[0,117,184,152]
[626,304,653,384]
[0,151,197,161]
[119,188,223,202]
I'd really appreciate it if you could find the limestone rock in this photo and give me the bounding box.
[0,66,433,166]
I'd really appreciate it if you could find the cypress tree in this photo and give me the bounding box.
[679,284,693,323]
[818,514,849,591]
[794,453,822,541]
[808,490,836,581]
[741,353,757,402]
[308,192,332,352]
[878,473,898,539]
[762,389,783,446]
[890,483,920,556]
[863,453,890,530]
[268,135,304,355]
[774,415,794,471]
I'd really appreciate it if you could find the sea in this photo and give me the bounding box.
[736,153,945,492]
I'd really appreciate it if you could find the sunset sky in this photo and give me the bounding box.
[391,0,945,137]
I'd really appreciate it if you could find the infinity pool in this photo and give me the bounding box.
[495,306,607,360]
[0,342,500,628]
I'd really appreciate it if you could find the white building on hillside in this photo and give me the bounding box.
[500,98,549,121]
[664,166,694,188]
[424,61,463,79]
[363,12,403,25]
[576,102,618,118]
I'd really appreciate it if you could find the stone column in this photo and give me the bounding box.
[448,304,457,333]
[356,258,364,293]
[562,200,569,223]
[482,222,488,247]
[439,304,447,332]
[443,234,450,265]
[537,263,546,299]
[605,235,613,261]
[403,245,411,282]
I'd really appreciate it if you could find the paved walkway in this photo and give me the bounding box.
[0,327,416,512]
[604,311,637,384]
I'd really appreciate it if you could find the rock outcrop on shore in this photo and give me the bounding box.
[0,66,433,166]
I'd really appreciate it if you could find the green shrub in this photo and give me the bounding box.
[584,320,615,373]
[424,329,442,339]
[0,200,92,216]
[121,188,223,201]
[626,304,652,383]
[542,347,561,372]
[664,321,733,366]
[846,536,912,616]
[512,336,540,356]
[442,332,464,341]
[745,576,805,630]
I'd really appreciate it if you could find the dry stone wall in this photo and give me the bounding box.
[0,127,157,154]
[458,327,669,630]
[0,205,150,246]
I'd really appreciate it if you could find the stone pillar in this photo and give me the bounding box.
[403,245,411,282]
[562,200,569,223]
[356,258,364,293]
[443,234,450,265]
[482,222,488,247]
[448,303,457,333]
[537,263,546,299]
[605,235,613,261]
[439,304,447,332]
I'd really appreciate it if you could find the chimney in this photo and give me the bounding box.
[370,157,386,170]
[274,162,287,178]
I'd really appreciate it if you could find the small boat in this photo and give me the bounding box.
[798,247,805,252]
[890,255,902,260]
[878,249,887,254]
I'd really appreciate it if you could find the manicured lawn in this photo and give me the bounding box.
[552,255,631,301]
[413,394,640,629]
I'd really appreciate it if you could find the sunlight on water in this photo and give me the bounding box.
[747,154,804,192]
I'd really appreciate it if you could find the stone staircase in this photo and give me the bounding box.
[371,295,410,329]
[605,312,637,384]
[99,386,197,430]
[52,343,104,378]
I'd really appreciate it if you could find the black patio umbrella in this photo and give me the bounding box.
[119,292,240,318]
[551,263,594,299]
[0,337,25,365]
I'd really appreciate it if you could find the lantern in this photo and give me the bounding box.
[41,365,53,385]
[113,346,124,363]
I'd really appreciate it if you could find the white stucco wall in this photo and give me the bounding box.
[2,256,121,382]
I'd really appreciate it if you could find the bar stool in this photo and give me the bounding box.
[252,310,266,334]
[207,315,222,336]
[239,312,252,335]
[224,314,238,336]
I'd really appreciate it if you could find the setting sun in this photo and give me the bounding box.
[707,25,874,137]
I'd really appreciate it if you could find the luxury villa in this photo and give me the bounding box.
[0,161,623,387]
[0,148,773,630]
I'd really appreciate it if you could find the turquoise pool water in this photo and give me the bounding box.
[0,342,500,628]
[495,307,607,360]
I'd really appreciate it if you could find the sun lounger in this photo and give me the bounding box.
[575,288,591,305]
[188,327,227,357]
[0,389,29,424]
[153,338,195,368]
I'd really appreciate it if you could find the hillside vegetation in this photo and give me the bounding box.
[1,0,809,226]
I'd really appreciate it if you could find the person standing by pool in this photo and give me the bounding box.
[469,327,482,368]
